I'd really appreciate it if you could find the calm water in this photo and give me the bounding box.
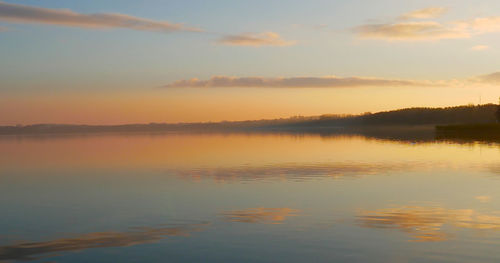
[1,133,500,262]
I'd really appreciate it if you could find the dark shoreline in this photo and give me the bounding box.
[2,124,499,145]
[1,104,498,143]
[436,123,500,141]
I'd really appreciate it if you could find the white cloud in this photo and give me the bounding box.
[399,7,448,20]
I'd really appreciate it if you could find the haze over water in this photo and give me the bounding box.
[1,133,500,262]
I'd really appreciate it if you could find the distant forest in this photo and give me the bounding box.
[0,104,498,135]
[273,104,499,129]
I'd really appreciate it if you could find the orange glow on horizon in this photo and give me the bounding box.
[1,86,497,125]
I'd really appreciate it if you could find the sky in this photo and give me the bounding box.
[1,0,500,125]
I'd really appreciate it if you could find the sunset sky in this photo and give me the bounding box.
[1,0,500,125]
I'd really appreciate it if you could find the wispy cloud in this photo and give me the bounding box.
[165,76,433,88]
[355,21,468,41]
[472,72,500,84]
[0,2,298,48]
[166,71,500,89]
[218,32,295,47]
[0,25,7,31]
[471,45,489,51]
[467,16,500,34]
[399,7,448,20]
[0,1,200,32]
[356,7,500,41]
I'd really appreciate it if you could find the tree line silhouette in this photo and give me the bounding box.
[1,104,499,135]
[497,99,500,123]
[271,104,499,129]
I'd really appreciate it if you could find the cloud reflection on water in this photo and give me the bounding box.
[489,165,500,175]
[171,162,423,183]
[358,206,500,242]
[221,208,300,224]
[0,223,208,261]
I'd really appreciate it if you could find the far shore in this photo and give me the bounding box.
[436,123,500,141]
[1,104,498,143]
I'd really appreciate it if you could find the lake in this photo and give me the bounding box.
[1,132,500,262]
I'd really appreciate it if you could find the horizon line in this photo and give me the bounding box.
[1,103,496,127]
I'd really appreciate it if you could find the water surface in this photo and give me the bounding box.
[1,133,500,262]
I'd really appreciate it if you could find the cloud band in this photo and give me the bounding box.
[0,1,200,32]
[165,76,433,88]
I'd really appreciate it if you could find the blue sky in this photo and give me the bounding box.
[1,0,499,124]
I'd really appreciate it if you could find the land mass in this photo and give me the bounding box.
[436,123,500,141]
[1,104,498,142]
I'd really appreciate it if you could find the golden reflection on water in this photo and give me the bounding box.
[358,205,500,242]
[0,133,500,262]
[221,208,300,224]
[173,162,424,182]
[1,133,498,177]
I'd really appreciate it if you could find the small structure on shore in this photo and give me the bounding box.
[497,97,500,123]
